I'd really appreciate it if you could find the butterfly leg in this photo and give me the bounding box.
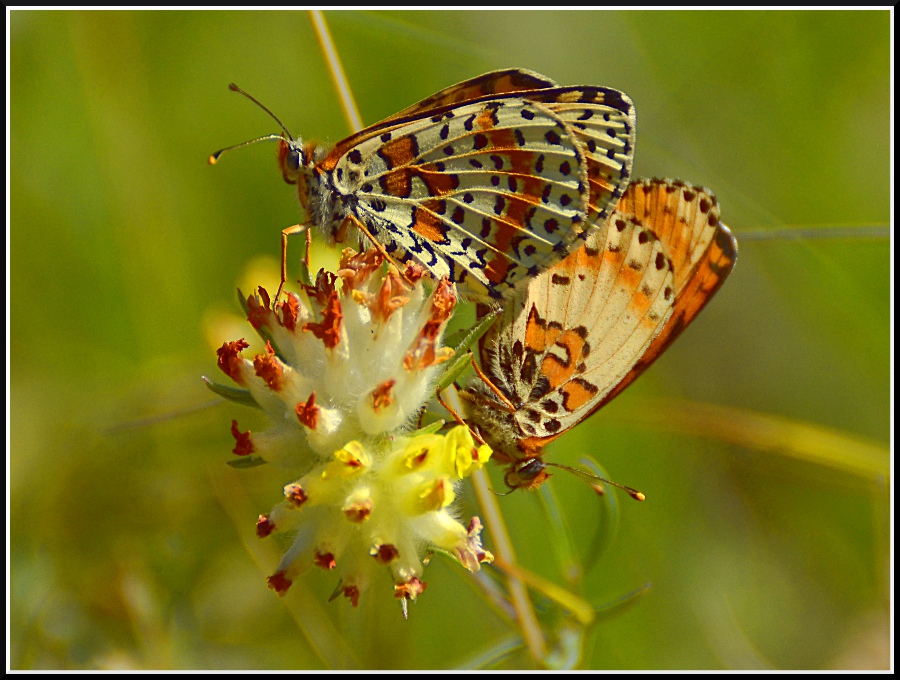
[344,214,417,286]
[470,357,517,414]
[304,227,313,267]
[276,222,312,303]
[436,387,487,447]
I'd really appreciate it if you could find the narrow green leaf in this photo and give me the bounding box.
[436,308,502,392]
[612,399,889,481]
[579,456,621,571]
[226,455,268,469]
[236,286,250,315]
[494,558,595,627]
[201,375,261,409]
[407,419,446,437]
[592,582,652,622]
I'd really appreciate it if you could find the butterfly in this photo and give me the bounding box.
[212,69,636,301]
[459,178,739,490]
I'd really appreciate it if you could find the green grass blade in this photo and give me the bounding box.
[201,376,261,409]
[436,308,502,391]
[578,457,621,572]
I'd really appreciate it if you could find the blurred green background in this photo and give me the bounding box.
[10,10,890,670]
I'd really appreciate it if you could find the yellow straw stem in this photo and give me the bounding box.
[470,468,548,663]
[309,10,364,133]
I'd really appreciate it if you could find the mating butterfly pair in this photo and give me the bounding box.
[215,69,737,491]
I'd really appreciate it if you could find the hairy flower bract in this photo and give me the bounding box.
[212,248,492,611]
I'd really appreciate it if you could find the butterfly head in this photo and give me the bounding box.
[211,82,316,185]
[503,456,646,499]
[503,456,552,492]
[277,136,307,184]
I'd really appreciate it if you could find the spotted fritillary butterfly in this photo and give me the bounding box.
[216,69,636,301]
[460,178,739,490]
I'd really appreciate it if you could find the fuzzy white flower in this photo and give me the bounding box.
[210,248,492,612]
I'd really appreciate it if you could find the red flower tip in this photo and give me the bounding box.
[303,290,343,349]
[370,379,396,413]
[284,483,308,508]
[371,544,400,564]
[266,570,292,596]
[394,577,427,601]
[295,392,320,429]
[256,514,275,538]
[343,499,373,524]
[303,270,338,307]
[403,278,457,370]
[253,340,283,391]
[246,287,272,330]
[216,339,249,384]
[277,294,300,332]
[371,269,410,322]
[342,584,360,608]
[404,262,425,284]
[314,551,337,570]
[337,247,384,292]
[230,420,254,456]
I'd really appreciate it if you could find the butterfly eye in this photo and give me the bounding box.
[286,145,302,171]
[276,140,304,184]
[501,456,552,492]
[515,458,546,482]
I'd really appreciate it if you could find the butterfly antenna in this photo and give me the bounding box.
[208,133,286,165]
[227,82,295,139]
[208,83,296,165]
[546,462,646,501]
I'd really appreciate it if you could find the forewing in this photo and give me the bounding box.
[311,75,636,301]
[332,97,593,300]
[528,87,636,222]
[387,84,638,225]
[383,69,558,122]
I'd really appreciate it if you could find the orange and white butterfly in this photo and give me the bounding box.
[213,69,636,301]
[460,178,739,490]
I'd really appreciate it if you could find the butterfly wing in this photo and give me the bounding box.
[595,179,738,408]
[383,69,559,122]
[387,72,636,224]
[322,82,636,223]
[475,178,737,449]
[306,72,635,299]
[323,97,598,300]
[517,88,636,222]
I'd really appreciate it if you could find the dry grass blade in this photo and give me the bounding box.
[624,399,888,481]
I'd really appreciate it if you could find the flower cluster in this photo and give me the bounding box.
[211,248,493,611]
